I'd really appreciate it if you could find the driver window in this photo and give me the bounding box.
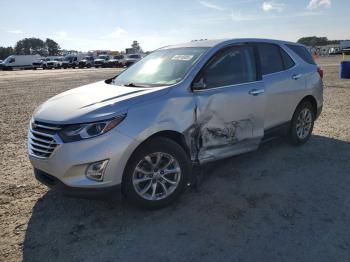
[202,45,257,89]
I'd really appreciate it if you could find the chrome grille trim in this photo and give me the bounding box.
[34,123,61,130]
[28,120,62,158]
[30,140,56,150]
[30,129,55,138]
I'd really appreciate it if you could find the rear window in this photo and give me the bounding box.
[286,44,315,65]
[257,43,284,75]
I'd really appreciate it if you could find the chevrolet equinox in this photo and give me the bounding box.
[28,39,323,209]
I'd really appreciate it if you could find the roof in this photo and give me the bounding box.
[161,38,300,49]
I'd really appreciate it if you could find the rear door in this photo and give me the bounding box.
[256,43,306,129]
[192,44,265,162]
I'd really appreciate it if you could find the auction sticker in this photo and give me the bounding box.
[171,55,194,61]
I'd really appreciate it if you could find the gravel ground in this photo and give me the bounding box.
[0,57,350,262]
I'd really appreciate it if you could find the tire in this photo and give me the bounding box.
[122,137,191,210]
[87,64,91,68]
[288,101,315,145]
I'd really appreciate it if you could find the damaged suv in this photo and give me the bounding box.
[28,39,323,209]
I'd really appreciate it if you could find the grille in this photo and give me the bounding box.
[29,121,62,158]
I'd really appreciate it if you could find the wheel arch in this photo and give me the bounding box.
[295,95,317,117]
[121,130,191,190]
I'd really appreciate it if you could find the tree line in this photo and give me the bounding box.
[0,38,61,60]
[297,36,341,47]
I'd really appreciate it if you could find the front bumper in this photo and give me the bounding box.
[34,168,121,198]
[29,129,139,191]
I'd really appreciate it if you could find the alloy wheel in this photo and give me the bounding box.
[132,152,181,201]
[296,108,313,139]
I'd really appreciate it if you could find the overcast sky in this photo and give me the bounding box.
[0,0,348,51]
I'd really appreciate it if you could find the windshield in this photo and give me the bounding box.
[98,55,108,59]
[128,54,140,59]
[112,47,208,87]
[3,56,13,63]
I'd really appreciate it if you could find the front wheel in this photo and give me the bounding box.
[122,138,191,210]
[288,101,315,145]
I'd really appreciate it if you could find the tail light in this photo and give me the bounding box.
[317,67,324,79]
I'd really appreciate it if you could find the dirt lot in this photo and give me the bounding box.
[0,57,350,262]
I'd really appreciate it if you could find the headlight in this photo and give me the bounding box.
[59,114,126,142]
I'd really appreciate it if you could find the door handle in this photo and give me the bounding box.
[292,74,302,80]
[249,89,264,96]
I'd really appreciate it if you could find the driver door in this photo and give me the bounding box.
[192,44,266,162]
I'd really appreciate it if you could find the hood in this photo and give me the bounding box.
[34,81,170,124]
[126,58,139,62]
[94,59,105,62]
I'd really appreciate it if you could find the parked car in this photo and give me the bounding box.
[0,55,41,70]
[94,54,110,68]
[44,57,64,69]
[62,54,84,69]
[79,56,95,68]
[32,58,45,69]
[123,54,142,67]
[108,55,124,68]
[28,38,323,209]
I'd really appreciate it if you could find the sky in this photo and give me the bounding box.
[0,0,349,52]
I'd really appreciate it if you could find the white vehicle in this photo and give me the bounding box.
[78,56,95,68]
[43,56,64,69]
[122,54,142,67]
[108,55,124,68]
[0,55,41,70]
[94,55,110,68]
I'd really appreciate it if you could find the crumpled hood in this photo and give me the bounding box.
[34,81,170,124]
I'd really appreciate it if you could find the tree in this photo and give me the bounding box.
[297,36,339,47]
[45,38,61,56]
[0,46,14,60]
[14,38,46,55]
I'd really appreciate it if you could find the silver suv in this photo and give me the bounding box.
[28,39,323,209]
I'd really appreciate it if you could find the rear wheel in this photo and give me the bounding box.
[123,138,191,209]
[288,101,315,145]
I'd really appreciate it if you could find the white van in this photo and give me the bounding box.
[0,55,41,70]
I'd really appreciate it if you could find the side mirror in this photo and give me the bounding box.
[191,77,206,91]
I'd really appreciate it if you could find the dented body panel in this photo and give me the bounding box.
[29,38,324,190]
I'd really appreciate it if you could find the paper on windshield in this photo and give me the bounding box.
[171,55,194,61]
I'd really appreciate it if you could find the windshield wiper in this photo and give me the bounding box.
[122,83,151,87]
